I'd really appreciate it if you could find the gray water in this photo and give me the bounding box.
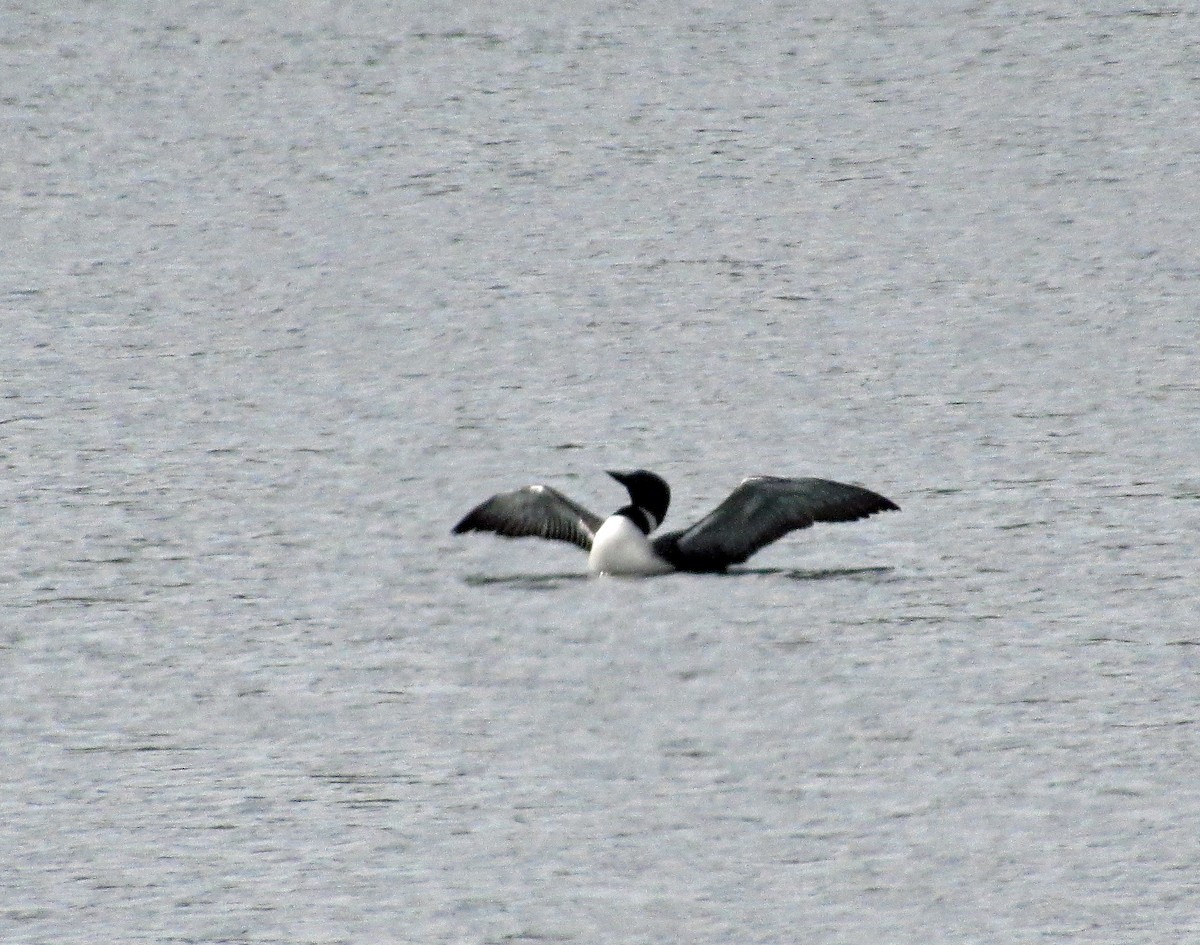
[2,3,1198,943]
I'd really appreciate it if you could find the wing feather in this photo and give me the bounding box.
[654,477,898,571]
[452,485,603,552]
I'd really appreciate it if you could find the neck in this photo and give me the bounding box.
[616,505,657,534]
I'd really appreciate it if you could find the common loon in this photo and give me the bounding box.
[453,469,899,576]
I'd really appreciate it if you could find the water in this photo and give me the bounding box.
[2,3,1198,943]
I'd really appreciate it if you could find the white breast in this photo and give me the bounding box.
[588,516,674,576]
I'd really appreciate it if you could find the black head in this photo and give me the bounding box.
[607,469,671,532]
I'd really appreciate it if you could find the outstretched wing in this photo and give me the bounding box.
[452,485,603,552]
[654,476,899,571]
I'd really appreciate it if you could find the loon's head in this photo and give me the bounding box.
[607,469,671,533]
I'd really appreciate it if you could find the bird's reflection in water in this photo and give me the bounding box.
[463,566,896,588]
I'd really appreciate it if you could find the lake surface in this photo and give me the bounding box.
[2,3,1198,943]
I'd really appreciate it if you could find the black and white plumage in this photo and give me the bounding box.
[453,469,899,576]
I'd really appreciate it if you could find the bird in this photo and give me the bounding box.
[452,469,899,576]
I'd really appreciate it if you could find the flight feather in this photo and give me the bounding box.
[452,485,603,551]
